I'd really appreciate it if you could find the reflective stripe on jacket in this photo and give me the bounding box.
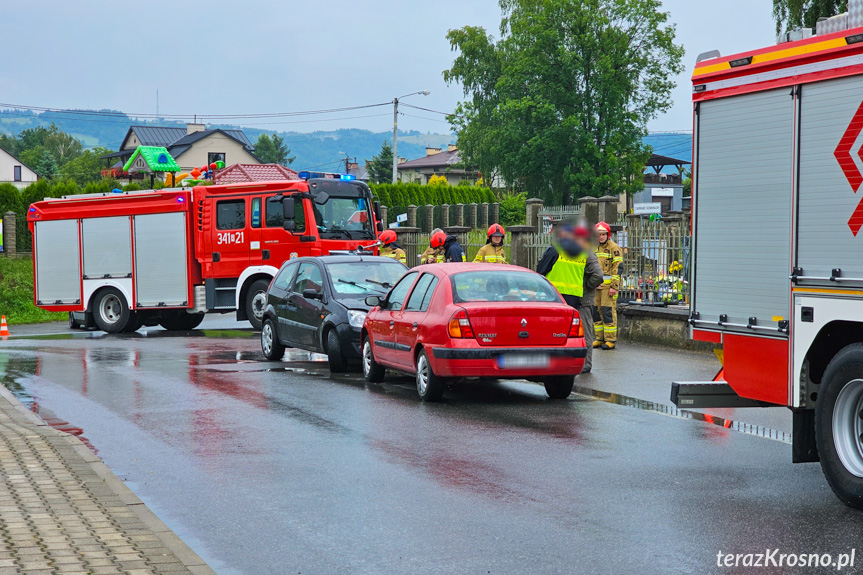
[474,244,507,264]
[545,250,586,297]
[380,246,407,265]
[595,239,622,290]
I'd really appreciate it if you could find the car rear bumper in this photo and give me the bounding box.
[430,346,586,378]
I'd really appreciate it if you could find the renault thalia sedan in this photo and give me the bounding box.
[261,255,408,371]
[361,264,587,401]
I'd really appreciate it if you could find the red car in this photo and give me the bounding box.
[361,263,587,401]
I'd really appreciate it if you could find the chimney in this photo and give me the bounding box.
[186,123,206,135]
[425,147,442,156]
[447,144,458,152]
[398,157,407,164]
[347,161,358,170]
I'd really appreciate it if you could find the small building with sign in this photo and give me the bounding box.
[628,151,690,215]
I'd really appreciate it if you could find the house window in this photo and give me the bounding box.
[13,166,21,182]
[208,152,226,166]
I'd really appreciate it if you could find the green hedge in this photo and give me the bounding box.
[370,183,495,216]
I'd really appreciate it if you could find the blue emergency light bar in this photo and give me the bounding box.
[297,171,311,180]
[340,174,356,181]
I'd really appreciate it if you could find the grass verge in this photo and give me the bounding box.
[0,257,67,325]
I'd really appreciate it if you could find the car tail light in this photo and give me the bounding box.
[448,309,475,338]
[568,313,583,338]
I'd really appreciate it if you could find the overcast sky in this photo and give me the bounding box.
[2,0,775,135]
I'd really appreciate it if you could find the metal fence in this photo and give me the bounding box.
[17,219,32,253]
[617,218,689,305]
[397,229,512,266]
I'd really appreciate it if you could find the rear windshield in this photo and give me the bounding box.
[327,261,407,297]
[451,271,562,303]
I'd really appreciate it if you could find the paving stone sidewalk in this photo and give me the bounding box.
[0,387,215,575]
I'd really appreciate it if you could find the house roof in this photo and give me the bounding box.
[104,126,257,162]
[0,144,38,176]
[122,146,181,173]
[397,149,462,170]
[213,163,299,184]
[127,126,187,148]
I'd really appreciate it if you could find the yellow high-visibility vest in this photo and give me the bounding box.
[545,250,586,297]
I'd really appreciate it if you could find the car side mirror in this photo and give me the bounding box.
[376,222,383,232]
[302,289,323,300]
[365,295,381,307]
[282,196,296,220]
[283,220,296,231]
[313,191,329,205]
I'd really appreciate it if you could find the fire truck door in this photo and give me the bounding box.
[212,197,250,277]
[250,195,305,268]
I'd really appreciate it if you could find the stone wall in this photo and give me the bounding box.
[617,304,714,351]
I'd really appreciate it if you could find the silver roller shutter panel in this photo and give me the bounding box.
[797,75,863,282]
[35,219,81,305]
[694,89,793,333]
[82,216,132,279]
[133,212,189,307]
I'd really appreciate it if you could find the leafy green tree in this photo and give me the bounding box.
[444,0,683,205]
[773,0,846,34]
[19,147,59,180]
[367,140,394,184]
[45,131,83,166]
[60,148,112,185]
[254,133,295,165]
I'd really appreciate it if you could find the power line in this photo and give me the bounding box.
[400,102,460,117]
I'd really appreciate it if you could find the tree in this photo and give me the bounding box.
[60,147,112,185]
[254,133,294,165]
[367,140,394,184]
[428,174,448,186]
[443,0,683,205]
[45,131,83,166]
[19,147,59,180]
[773,0,846,34]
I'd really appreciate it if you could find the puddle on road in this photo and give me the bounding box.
[5,328,256,341]
[574,385,792,444]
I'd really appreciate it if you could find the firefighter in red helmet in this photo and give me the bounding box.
[431,230,466,263]
[378,230,407,265]
[594,221,621,350]
[474,224,507,263]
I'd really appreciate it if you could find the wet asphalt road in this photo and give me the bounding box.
[2,318,863,574]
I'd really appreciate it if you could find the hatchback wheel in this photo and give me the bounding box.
[416,350,445,402]
[362,338,385,383]
[326,329,348,373]
[261,318,285,361]
[544,375,575,399]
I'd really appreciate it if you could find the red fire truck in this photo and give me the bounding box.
[670,7,863,509]
[28,177,382,333]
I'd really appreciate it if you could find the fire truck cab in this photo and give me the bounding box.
[671,3,863,509]
[28,178,381,333]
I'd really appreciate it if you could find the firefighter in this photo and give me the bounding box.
[420,228,445,264]
[431,230,466,263]
[536,221,587,310]
[593,221,622,350]
[474,224,507,263]
[378,230,407,265]
[575,223,604,373]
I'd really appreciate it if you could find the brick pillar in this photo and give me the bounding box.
[578,197,599,226]
[3,212,16,257]
[454,204,465,227]
[407,205,418,228]
[423,204,435,233]
[380,206,388,228]
[490,203,500,226]
[597,195,619,225]
[440,204,450,228]
[467,203,478,229]
[479,203,489,230]
[443,226,470,251]
[508,225,536,269]
[525,198,544,232]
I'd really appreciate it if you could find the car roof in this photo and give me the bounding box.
[412,262,536,277]
[283,255,404,266]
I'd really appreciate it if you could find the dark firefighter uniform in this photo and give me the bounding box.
[594,238,622,346]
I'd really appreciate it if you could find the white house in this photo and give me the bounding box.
[0,146,38,189]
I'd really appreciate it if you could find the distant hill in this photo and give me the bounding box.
[0,109,456,172]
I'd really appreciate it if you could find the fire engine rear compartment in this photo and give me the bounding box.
[34,211,192,312]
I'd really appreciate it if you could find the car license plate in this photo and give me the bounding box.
[497,353,550,369]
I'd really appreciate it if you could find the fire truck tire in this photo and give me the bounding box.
[159,313,205,331]
[544,375,575,399]
[92,288,131,333]
[326,329,348,373]
[261,318,285,361]
[816,343,863,510]
[245,279,270,331]
[123,313,144,333]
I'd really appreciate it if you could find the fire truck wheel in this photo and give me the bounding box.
[245,279,270,331]
[544,375,575,399]
[816,343,863,510]
[326,329,348,373]
[159,313,205,331]
[261,318,285,361]
[92,288,131,333]
[123,312,145,333]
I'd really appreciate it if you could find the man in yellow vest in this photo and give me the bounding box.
[594,221,622,350]
[536,221,587,309]
[378,230,407,265]
[474,224,507,264]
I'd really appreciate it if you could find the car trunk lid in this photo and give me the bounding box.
[461,303,573,347]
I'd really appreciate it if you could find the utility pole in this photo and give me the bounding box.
[392,90,431,184]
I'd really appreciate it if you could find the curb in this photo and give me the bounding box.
[0,385,217,575]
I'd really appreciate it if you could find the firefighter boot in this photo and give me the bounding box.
[601,342,616,350]
[593,340,602,349]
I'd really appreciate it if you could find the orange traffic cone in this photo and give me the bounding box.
[0,316,9,337]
